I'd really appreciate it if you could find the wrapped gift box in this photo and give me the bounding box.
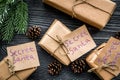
[86,43,118,80]
[0,57,37,80]
[43,0,116,30]
[38,19,71,65]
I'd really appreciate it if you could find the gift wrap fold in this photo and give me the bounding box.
[43,0,116,30]
[86,42,119,80]
[38,19,71,65]
[0,57,37,80]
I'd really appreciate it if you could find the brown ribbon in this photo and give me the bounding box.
[88,62,119,76]
[46,34,68,56]
[4,59,22,80]
[72,0,111,18]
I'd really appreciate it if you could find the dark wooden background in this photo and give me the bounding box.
[0,0,120,80]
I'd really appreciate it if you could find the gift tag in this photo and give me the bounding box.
[95,37,120,76]
[7,42,40,71]
[63,25,96,62]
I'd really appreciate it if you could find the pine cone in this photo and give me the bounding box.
[71,59,86,73]
[26,25,41,39]
[48,61,62,75]
[114,31,120,40]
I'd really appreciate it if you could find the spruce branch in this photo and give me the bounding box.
[14,1,28,34]
[6,0,15,4]
[0,2,9,25]
[0,0,28,42]
[1,10,15,41]
[0,0,16,29]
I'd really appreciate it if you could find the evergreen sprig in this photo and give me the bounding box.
[0,1,9,24]
[14,1,28,34]
[0,0,15,24]
[0,0,28,42]
[1,11,15,41]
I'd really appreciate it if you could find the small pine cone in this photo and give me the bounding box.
[48,61,62,75]
[71,59,86,73]
[26,25,41,39]
[114,31,120,40]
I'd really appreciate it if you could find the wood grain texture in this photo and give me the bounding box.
[0,0,120,80]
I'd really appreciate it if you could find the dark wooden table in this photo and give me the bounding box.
[0,0,120,80]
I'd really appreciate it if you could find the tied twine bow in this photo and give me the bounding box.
[72,0,111,18]
[4,59,22,80]
[88,62,119,76]
[47,34,68,56]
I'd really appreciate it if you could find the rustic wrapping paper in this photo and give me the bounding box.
[86,43,117,80]
[38,19,71,65]
[95,37,120,79]
[43,0,116,30]
[0,57,37,80]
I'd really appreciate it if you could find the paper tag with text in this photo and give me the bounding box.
[7,42,40,71]
[95,37,120,76]
[63,25,96,62]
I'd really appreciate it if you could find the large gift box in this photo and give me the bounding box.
[39,19,96,65]
[0,42,40,80]
[86,37,120,80]
[0,57,37,80]
[43,0,116,30]
[38,19,71,65]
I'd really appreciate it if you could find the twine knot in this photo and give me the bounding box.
[5,59,22,80]
[46,34,68,56]
[55,35,68,56]
[88,62,119,76]
[56,35,63,45]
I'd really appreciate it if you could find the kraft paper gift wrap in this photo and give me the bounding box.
[86,43,111,80]
[0,57,37,80]
[38,19,71,65]
[43,0,116,30]
[86,37,120,80]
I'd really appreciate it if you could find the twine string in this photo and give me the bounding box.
[4,59,22,80]
[46,34,68,56]
[88,61,119,76]
[72,0,111,18]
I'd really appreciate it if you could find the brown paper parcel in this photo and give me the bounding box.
[43,0,116,30]
[86,40,120,80]
[38,19,71,65]
[0,57,37,80]
[94,37,120,80]
[86,43,113,80]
